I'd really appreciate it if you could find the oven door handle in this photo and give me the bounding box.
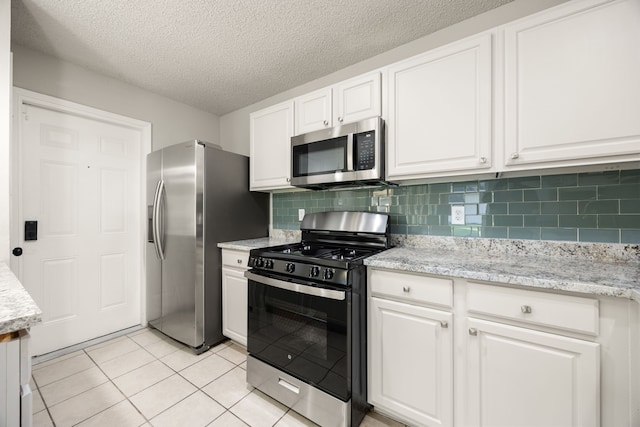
[244,271,346,301]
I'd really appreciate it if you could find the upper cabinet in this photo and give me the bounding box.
[294,72,381,135]
[501,0,640,169]
[386,32,494,180]
[249,101,294,191]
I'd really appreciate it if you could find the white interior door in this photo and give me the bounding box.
[13,91,148,356]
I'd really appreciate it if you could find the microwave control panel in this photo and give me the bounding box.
[354,131,376,170]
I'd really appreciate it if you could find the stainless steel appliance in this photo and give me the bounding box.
[147,140,269,353]
[245,211,390,427]
[290,117,386,189]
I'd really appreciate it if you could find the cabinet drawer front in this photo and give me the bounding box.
[370,269,453,308]
[222,249,250,269]
[467,282,599,335]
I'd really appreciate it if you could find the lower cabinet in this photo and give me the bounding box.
[221,249,250,346]
[368,271,453,427]
[0,330,32,427]
[465,317,600,427]
[367,268,621,427]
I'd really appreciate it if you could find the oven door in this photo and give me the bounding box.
[245,270,350,401]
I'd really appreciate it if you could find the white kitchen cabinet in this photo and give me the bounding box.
[1,330,32,427]
[221,249,250,346]
[502,0,640,169]
[465,318,600,427]
[386,32,493,180]
[294,72,381,134]
[249,101,294,191]
[368,269,453,427]
[295,88,332,134]
[334,72,381,126]
[464,281,600,427]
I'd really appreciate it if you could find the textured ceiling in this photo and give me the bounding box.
[11,0,513,116]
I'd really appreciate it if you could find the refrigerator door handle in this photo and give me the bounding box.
[152,180,166,260]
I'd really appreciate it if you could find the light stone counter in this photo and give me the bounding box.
[366,236,640,300]
[0,262,41,335]
[217,230,301,251]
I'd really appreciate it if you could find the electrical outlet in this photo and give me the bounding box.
[451,205,465,225]
[298,209,305,221]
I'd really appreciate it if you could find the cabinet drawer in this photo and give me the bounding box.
[370,269,453,308]
[467,282,599,336]
[222,249,250,269]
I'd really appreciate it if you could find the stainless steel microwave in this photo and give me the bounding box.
[290,116,385,189]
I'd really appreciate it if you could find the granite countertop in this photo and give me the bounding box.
[217,231,300,251]
[365,245,640,300]
[0,262,42,335]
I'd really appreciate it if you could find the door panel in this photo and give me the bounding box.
[19,102,143,355]
[158,142,200,346]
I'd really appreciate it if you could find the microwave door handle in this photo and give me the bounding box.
[244,271,345,301]
[346,133,354,171]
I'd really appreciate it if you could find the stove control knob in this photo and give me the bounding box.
[286,263,296,273]
[323,268,335,280]
[265,259,274,269]
[255,257,264,268]
[309,266,320,277]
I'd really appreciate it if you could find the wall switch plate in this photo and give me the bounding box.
[298,209,305,221]
[451,205,465,225]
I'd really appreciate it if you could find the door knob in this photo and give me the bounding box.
[12,247,23,256]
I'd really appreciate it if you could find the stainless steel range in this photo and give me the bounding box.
[244,211,390,427]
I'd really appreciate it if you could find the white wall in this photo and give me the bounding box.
[11,45,220,152]
[219,0,568,156]
[1,0,11,262]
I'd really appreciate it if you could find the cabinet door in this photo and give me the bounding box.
[387,32,493,180]
[466,318,600,427]
[502,0,640,168]
[222,267,248,346]
[369,297,453,427]
[335,72,381,125]
[249,101,294,191]
[294,88,332,134]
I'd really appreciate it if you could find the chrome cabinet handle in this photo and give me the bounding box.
[237,259,243,264]
[323,120,329,126]
[440,321,448,328]
[511,152,520,159]
[480,157,487,164]
[286,177,291,182]
[402,286,411,293]
[469,328,478,336]
[338,116,343,122]
[521,305,532,314]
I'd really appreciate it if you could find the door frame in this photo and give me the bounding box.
[10,87,152,327]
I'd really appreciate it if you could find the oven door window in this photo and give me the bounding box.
[248,280,349,401]
[292,136,347,177]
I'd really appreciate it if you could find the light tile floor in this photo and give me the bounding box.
[31,328,406,427]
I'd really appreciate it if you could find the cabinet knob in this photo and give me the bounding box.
[440,321,448,328]
[237,259,243,264]
[323,120,329,126]
[479,157,487,164]
[286,177,291,182]
[338,116,343,122]
[511,152,520,159]
[521,305,532,314]
[469,328,478,336]
[402,286,411,293]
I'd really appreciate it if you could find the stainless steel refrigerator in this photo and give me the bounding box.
[146,140,269,353]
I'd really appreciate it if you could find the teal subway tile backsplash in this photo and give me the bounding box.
[272,169,640,243]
